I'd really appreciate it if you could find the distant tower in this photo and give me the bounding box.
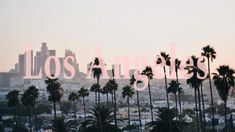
[41,42,48,56]
[18,54,25,75]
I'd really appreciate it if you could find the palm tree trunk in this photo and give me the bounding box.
[164,66,171,132]
[106,93,109,103]
[73,101,76,122]
[59,101,64,117]
[164,66,170,109]
[53,102,57,120]
[197,86,203,132]
[83,97,86,120]
[13,107,18,126]
[200,85,206,131]
[136,91,142,132]
[127,97,130,132]
[111,91,114,106]
[194,87,200,132]
[29,107,32,132]
[114,90,117,127]
[175,93,178,114]
[176,71,182,114]
[148,80,154,122]
[34,110,38,132]
[178,92,182,114]
[95,91,97,105]
[224,101,227,132]
[97,78,100,106]
[207,58,215,131]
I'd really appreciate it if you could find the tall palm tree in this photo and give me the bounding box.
[102,84,110,103]
[185,56,204,132]
[78,87,89,120]
[200,84,206,127]
[103,79,118,127]
[157,52,171,109]
[213,65,235,132]
[45,76,64,120]
[122,85,135,131]
[141,66,154,121]
[167,80,182,113]
[145,107,179,132]
[90,57,103,105]
[90,83,100,105]
[130,75,142,131]
[175,58,182,114]
[68,92,79,122]
[21,85,39,132]
[85,103,121,132]
[6,90,20,126]
[201,45,216,130]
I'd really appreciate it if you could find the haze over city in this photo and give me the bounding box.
[0,0,235,73]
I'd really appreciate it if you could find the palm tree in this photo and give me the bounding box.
[21,85,39,132]
[6,90,20,126]
[130,75,142,131]
[167,80,182,113]
[49,117,76,132]
[141,66,154,121]
[90,83,100,105]
[45,76,64,120]
[78,87,89,120]
[145,107,179,132]
[213,65,235,132]
[103,79,118,127]
[102,84,110,103]
[90,57,103,105]
[185,56,204,132]
[157,52,171,109]
[85,103,121,132]
[201,45,216,130]
[68,92,79,122]
[122,85,135,131]
[175,58,182,114]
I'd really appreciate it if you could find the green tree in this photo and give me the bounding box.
[167,80,182,113]
[45,76,64,120]
[201,45,216,131]
[174,58,183,114]
[90,83,100,105]
[68,92,79,122]
[130,75,142,131]
[142,66,154,121]
[21,85,39,132]
[157,52,171,109]
[78,87,89,120]
[145,107,179,132]
[85,104,121,132]
[185,56,204,132]
[49,117,76,132]
[122,85,135,131]
[103,79,118,127]
[90,57,103,105]
[6,90,20,126]
[213,65,235,132]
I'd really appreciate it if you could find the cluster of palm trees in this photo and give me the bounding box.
[6,86,39,132]
[5,45,235,132]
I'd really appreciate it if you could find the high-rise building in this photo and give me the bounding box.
[18,54,25,75]
[64,49,79,79]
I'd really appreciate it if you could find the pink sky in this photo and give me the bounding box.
[0,0,235,73]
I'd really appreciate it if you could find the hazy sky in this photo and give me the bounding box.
[0,0,235,72]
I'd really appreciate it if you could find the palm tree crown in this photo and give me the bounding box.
[213,65,235,103]
[201,45,216,61]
